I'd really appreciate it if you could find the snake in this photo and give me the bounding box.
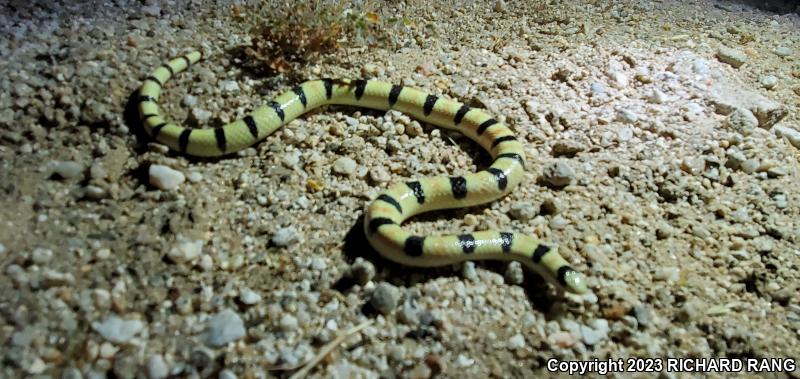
[137,50,587,294]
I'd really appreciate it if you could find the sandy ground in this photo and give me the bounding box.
[1,0,799,378]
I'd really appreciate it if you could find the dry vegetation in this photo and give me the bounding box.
[242,0,411,76]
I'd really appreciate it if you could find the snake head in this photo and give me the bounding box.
[562,269,588,294]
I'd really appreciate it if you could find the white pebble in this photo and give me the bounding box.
[617,126,634,141]
[774,46,792,57]
[183,95,198,107]
[198,254,214,271]
[148,165,185,190]
[542,161,575,187]
[648,89,667,104]
[507,334,526,349]
[31,248,53,264]
[272,227,298,246]
[280,314,299,331]
[100,341,118,358]
[91,316,144,343]
[759,75,778,90]
[617,109,638,124]
[773,125,800,149]
[654,267,680,282]
[141,4,160,16]
[716,46,747,68]
[219,80,240,92]
[725,108,758,136]
[167,237,203,263]
[740,159,759,174]
[186,171,203,183]
[52,160,83,179]
[370,282,401,315]
[239,287,262,305]
[203,309,246,347]
[218,369,238,379]
[462,261,477,280]
[332,157,357,176]
[191,108,213,124]
[146,355,169,379]
[581,319,609,345]
[456,354,474,367]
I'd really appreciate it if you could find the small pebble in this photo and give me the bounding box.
[368,167,391,183]
[183,94,198,107]
[190,108,212,124]
[167,237,203,263]
[678,300,703,322]
[272,226,298,246]
[348,258,375,285]
[551,140,585,157]
[219,80,240,92]
[148,165,185,190]
[279,314,299,331]
[581,324,606,345]
[91,316,144,343]
[648,89,667,104]
[760,75,778,90]
[82,185,106,200]
[52,160,83,179]
[239,287,261,305]
[31,248,53,264]
[203,308,246,347]
[141,4,160,16]
[332,157,357,176]
[725,108,758,136]
[616,109,638,124]
[462,261,477,280]
[540,197,563,215]
[634,304,652,327]
[654,266,680,282]
[509,202,538,221]
[740,159,759,174]
[62,367,83,379]
[773,46,792,57]
[186,171,203,183]
[773,125,800,149]
[507,334,526,350]
[370,282,401,315]
[504,261,524,285]
[549,331,577,348]
[146,355,168,379]
[725,147,746,170]
[716,46,747,68]
[542,161,575,187]
[398,301,420,326]
[218,369,237,379]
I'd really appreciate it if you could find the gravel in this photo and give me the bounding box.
[1,1,798,377]
[542,160,575,187]
[91,316,145,344]
[52,160,84,179]
[716,46,748,68]
[203,309,246,347]
[148,164,185,190]
[725,107,759,136]
[370,282,402,315]
[271,226,298,246]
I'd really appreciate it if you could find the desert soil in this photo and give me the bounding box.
[1,0,799,378]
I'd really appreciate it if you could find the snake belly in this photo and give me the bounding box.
[137,51,587,294]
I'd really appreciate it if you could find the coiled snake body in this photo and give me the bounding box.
[138,51,587,294]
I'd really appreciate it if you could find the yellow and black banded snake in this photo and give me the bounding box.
[137,51,587,294]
